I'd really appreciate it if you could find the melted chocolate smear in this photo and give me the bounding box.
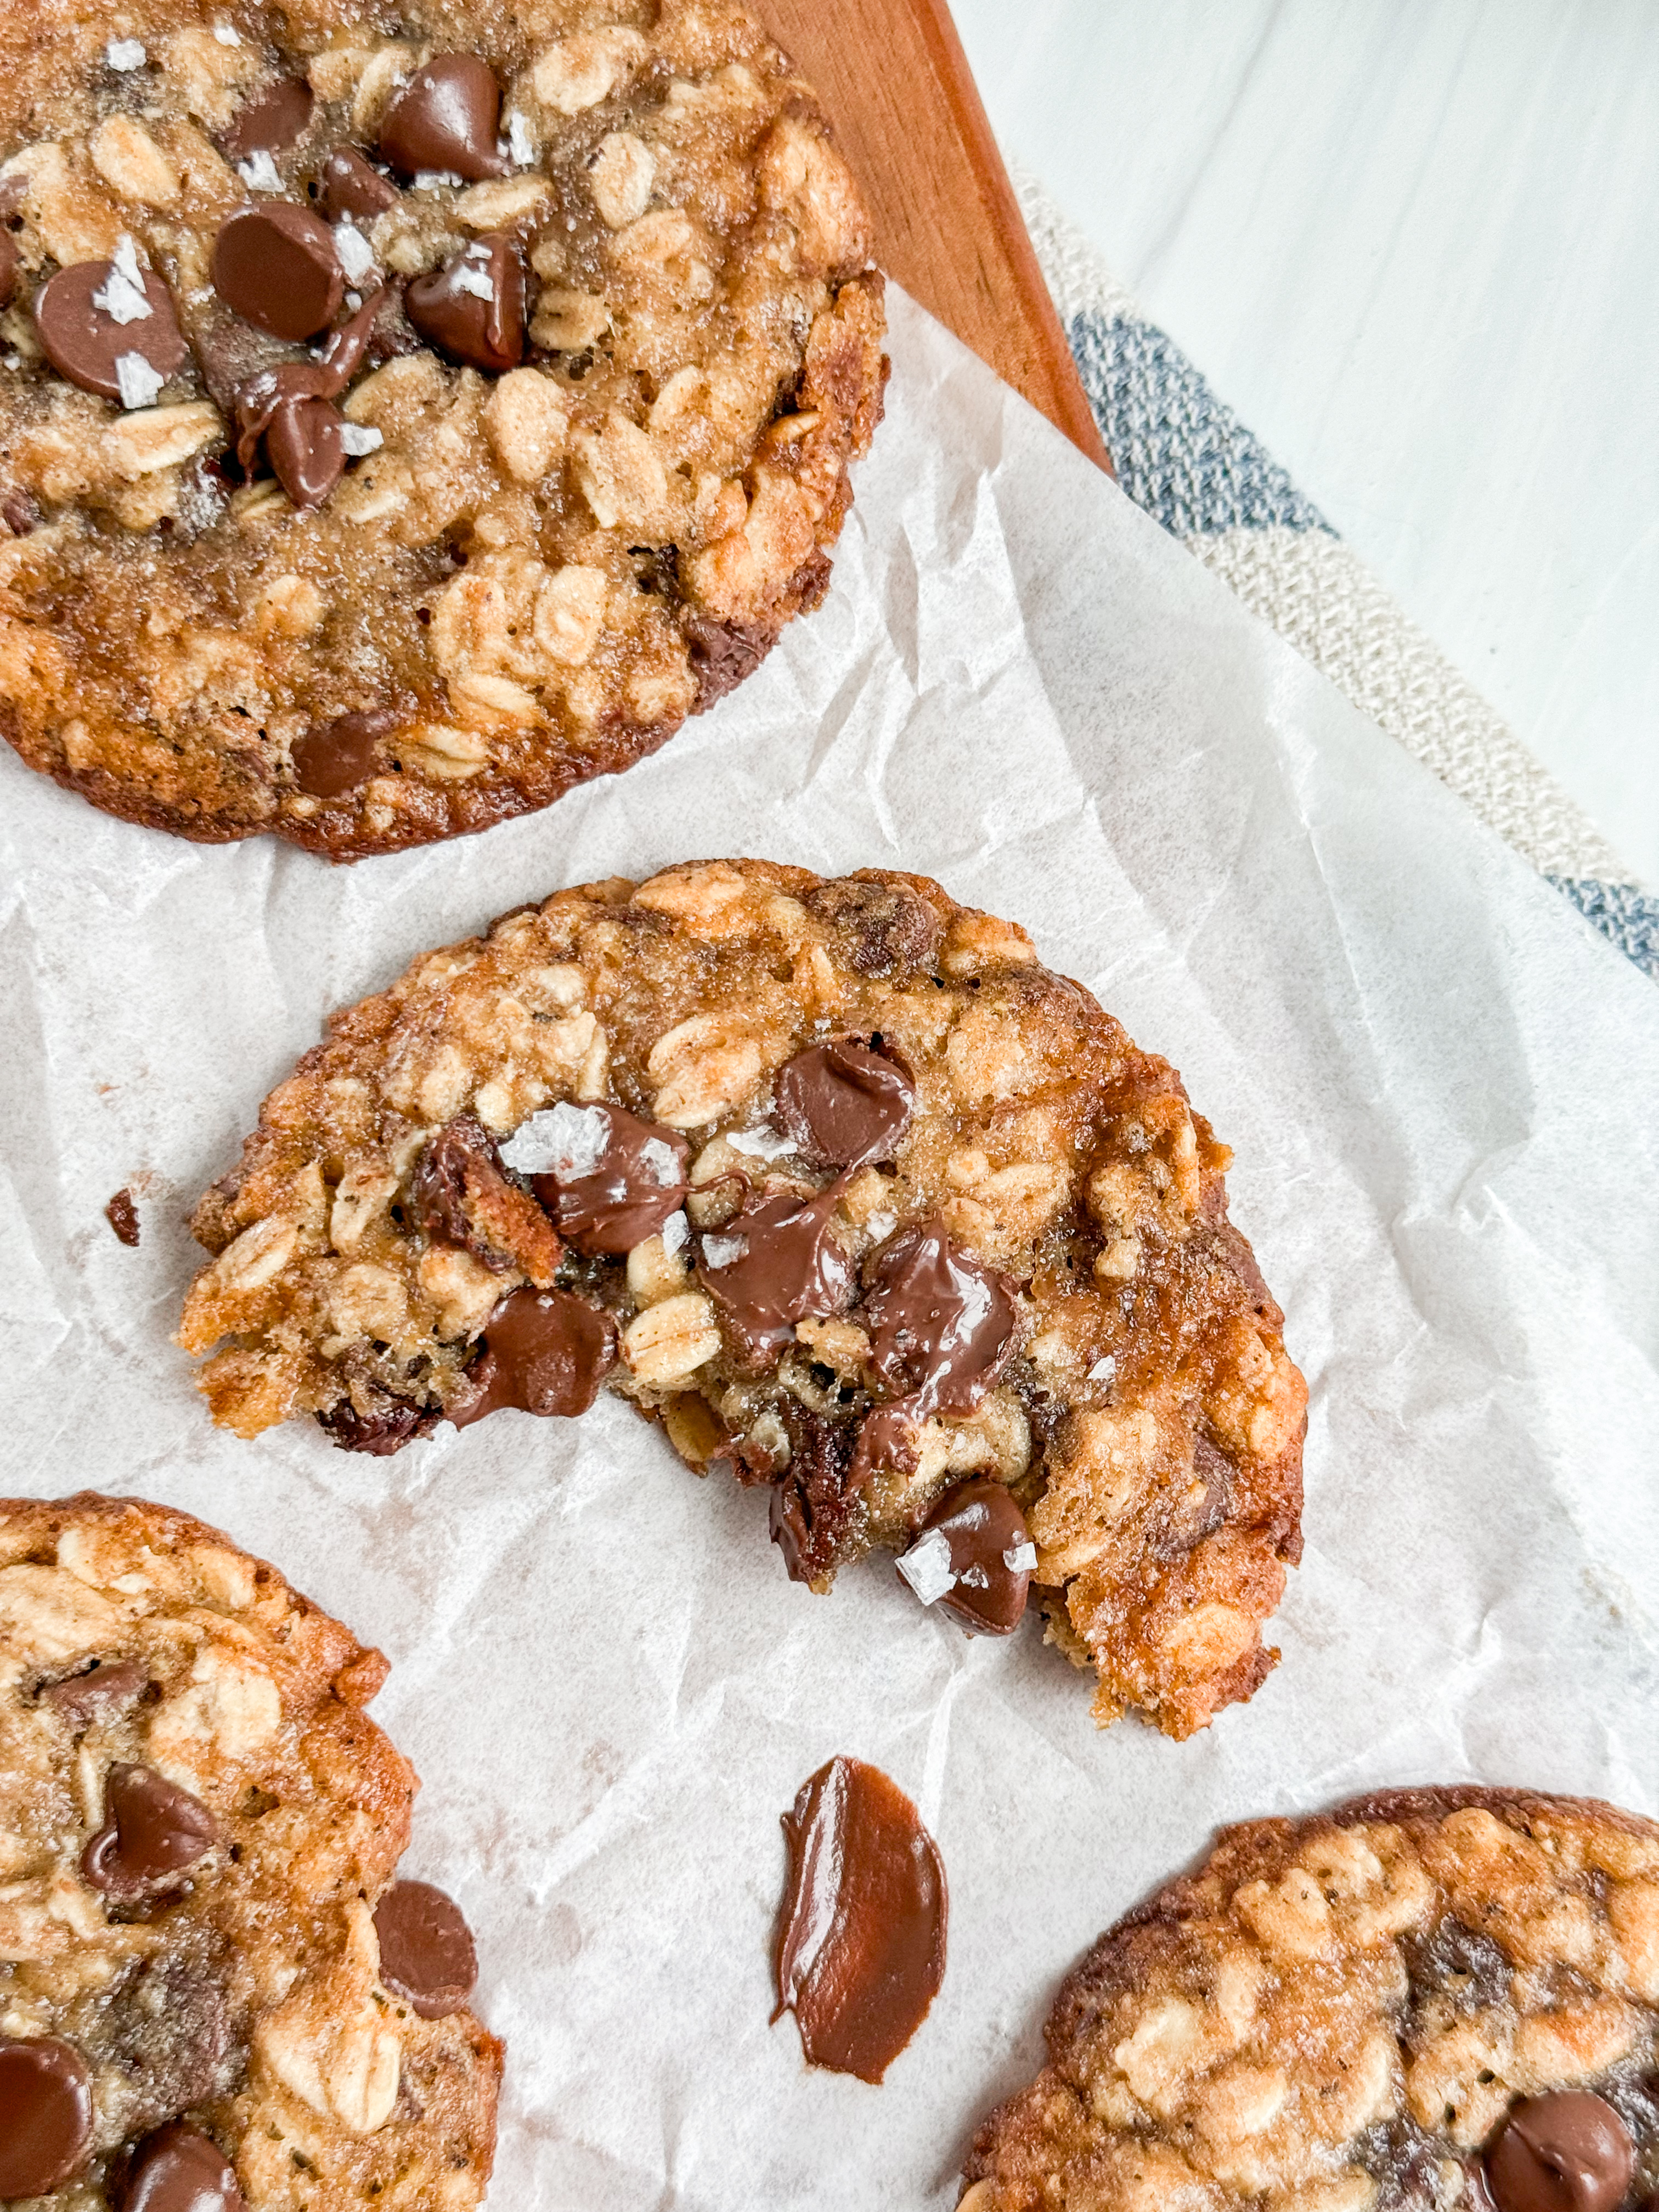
[774,1756,946,2084]
[35,262,189,401]
[0,2036,93,2198]
[81,1763,215,1900]
[0,230,17,311]
[106,1186,141,1246]
[220,76,313,161]
[292,706,399,797]
[1484,2093,1634,2212]
[117,2123,246,2212]
[40,1656,146,1730]
[453,1287,617,1423]
[532,1105,689,1256]
[317,144,399,221]
[212,203,343,340]
[697,1189,856,1368]
[774,1039,915,1172]
[769,1406,860,1587]
[900,1477,1031,1635]
[374,1880,478,2019]
[407,232,524,372]
[379,55,509,181]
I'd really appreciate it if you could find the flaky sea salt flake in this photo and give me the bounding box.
[499,1101,608,1177]
[106,38,146,70]
[1003,1541,1037,1573]
[340,424,382,458]
[896,1529,956,1607]
[237,151,283,192]
[115,352,164,410]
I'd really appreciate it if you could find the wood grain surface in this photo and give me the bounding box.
[754,0,1111,473]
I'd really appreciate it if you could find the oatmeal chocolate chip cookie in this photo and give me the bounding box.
[962,1787,1659,2212]
[0,1491,500,2209]
[0,2,885,856]
[178,862,1305,1741]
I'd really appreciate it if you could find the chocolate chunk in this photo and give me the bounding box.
[453,1287,618,1424]
[1484,2093,1633,2212]
[291,707,399,798]
[861,1219,1019,1418]
[697,1189,856,1367]
[35,261,189,402]
[317,145,399,222]
[106,1187,141,1246]
[774,1756,947,2084]
[105,1955,230,2129]
[318,1387,441,1455]
[0,2036,92,2197]
[684,612,770,710]
[411,1115,562,1280]
[220,76,314,162]
[213,204,343,340]
[379,55,510,182]
[0,230,17,312]
[774,1037,915,1171]
[81,1762,216,1900]
[117,2124,246,2212]
[374,1880,478,2019]
[39,1656,146,1730]
[898,1478,1032,1634]
[769,1407,860,1586]
[522,1104,689,1256]
[406,232,524,372]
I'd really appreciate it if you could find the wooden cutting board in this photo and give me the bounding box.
[755,0,1112,474]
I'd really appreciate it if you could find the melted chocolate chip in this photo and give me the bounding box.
[1,483,38,535]
[291,707,399,797]
[411,1115,562,1279]
[117,2124,246,2212]
[1485,2094,1634,2212]
[861,1220,1019,1419]
[1404,1915,1511,2021]
[406,232,524,372]
[769,1406,860,1586]
[0,230,17,311]
[697,1189,856,1367]
[374,1880,478,2019]
[266,391,343,506]
[35,261,189,402]
[802,878,943,977]
[232,286,381,508]
[900,1478,1032,1634]
[774,1038,915,1171]
[213,203,343,340]
[379,56,509,181]
[529,1105,689,1256]
[106,1186,142,1246]
[774,1756,947,2084]
[39,1656,146,1730]
[453,1287,618,1423]
[105,1955,230,2135]
[220,76,314,161]
[82,1763,216,1901]
[318,1387,440,1455]
[317,144,399,221]
[0,2036,92,2197]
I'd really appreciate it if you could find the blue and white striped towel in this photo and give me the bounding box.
[1014,171,1658,981]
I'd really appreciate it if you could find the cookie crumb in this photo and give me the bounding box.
[105,1188,140,1246]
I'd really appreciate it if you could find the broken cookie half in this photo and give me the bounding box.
[178,861,1306,1740]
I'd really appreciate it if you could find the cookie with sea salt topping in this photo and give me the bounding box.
[0,0,885,855]
[0,1490,499,2209]
[178,862,1305,1740]
[961,1786,1659,2212]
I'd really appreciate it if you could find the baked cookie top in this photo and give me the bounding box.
[178,861,1306,1740]
[0,0,885,855]
[963,1787,1659,2212]
[0,1491,500,2209]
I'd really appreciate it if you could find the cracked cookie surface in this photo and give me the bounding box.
[178,861,1306,1740]
[0,1491,500,2209]
[0,0,885,855]
[962,1787,1659,2212]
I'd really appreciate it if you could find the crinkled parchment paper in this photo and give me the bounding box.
[2,292,1657,2208]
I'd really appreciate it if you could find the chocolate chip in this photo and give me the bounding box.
[0,230,17,311]
[1485,2093,1634,2212]
[81,1762,216,1901]
[35,261,189,402]
[106,1187,141,1246]
[316,145,399,222]
[219,76,314,161]
[861,1220,1019,1418]
[774,1037,915,1171]
[116,2124,246,2212]
[526,1105,689,1256]
[774,1756,947,2085]
[374,1880,478,2019]
[1,484,38,535]
[453,1287,618,1424]
[317,1386,441,1455]
[769,1406,860,1586]
[231,286,383,508]
[684,612,770,710]
[291,707,399,798]
[0,2037,93,2197]
[411,1114,562,1279]
[899,1477,1032,1634]
[1403,1915,1511,2021]
[266,390,343,507]
[803,878,943,977]
[379,55,510,182]
[39,1656,146,1730]
[213,204,343,340]
[697,1189,856,1368]
[407,232,524,372]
